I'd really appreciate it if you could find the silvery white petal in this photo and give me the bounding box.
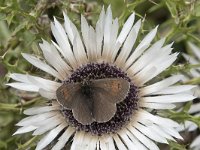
[143,94,195,103]
[16,112,57,126]
[191,135,200,148]
[70,131,86,150]
[125,129,148,150]
[102,5,112,60]
[99,139,108,150]
[105,137,115,150]
[35,123,67,150]
[51,20,77,68]
[125,26,158,69]
[39,88,56,99]
[159,126,183,139]
[147,124,175,141]
[128,126,159,150]
[33,114,63,135]
[182,53,199,64]
[127,38,165,73]
[63,12,74,43]
[96,7,105,58]
[22,53,62,80]
[189,103,200,114]
[39,40,71,78]
[87,26,97,61]
[153,85,196,95]
[24,105,59,115]
[118,129,136,150]
[72,29,88,65]
[138,110,179,127]
[141,75,184,96]
[133,122,168,143]
[188,42,200,59]
[81,15,90,57]
[132,66,157,85]
[115,20,141,67]
[26,75,60,92]
[139,53,178,84]
[116,13,135,44]
[6,82,39,92]
[113,134,128,150]
[9,73,60,92]
[52,127,75,150]
[141,102,176,109]
[13,125,38,135]
[106,18,119,61]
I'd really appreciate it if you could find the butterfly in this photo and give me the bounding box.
[56,78,130,125]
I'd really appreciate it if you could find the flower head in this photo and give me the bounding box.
[8,6,196,150]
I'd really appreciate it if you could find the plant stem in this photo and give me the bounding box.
[0,97,43,112]
[0,103,21,112]
[18,136,39,150]
[165,25,178,43]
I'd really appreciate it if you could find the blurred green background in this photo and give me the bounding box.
[0,0,200,149]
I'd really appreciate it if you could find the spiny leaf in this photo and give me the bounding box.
[169,141,187,150]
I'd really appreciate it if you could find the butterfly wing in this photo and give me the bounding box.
[91,78,130,103]
[56,82,80,109]
[56,82,94,125]
[92,88,117,122]
[91,78,130,123]
[72,93,94,125]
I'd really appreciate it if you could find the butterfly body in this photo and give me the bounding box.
[56,78,130,125]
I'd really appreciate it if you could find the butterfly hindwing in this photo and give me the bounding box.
[90,78,130,122]
[92,88,117,122]
[72,92,94,125]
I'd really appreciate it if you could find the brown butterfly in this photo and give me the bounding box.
[56,78,130,125]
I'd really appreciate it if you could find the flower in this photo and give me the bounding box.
[179,42,200,149]
[7,6,196,150]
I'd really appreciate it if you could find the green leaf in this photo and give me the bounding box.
[6,12,15,26]
[0,140,7,149]
[169,141,187,150]
[165,0,178,19]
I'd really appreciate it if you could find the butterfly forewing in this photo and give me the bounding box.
[91,78,130,103]
[56,82,80,109]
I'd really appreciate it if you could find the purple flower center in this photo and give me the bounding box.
[61,63,139,135]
